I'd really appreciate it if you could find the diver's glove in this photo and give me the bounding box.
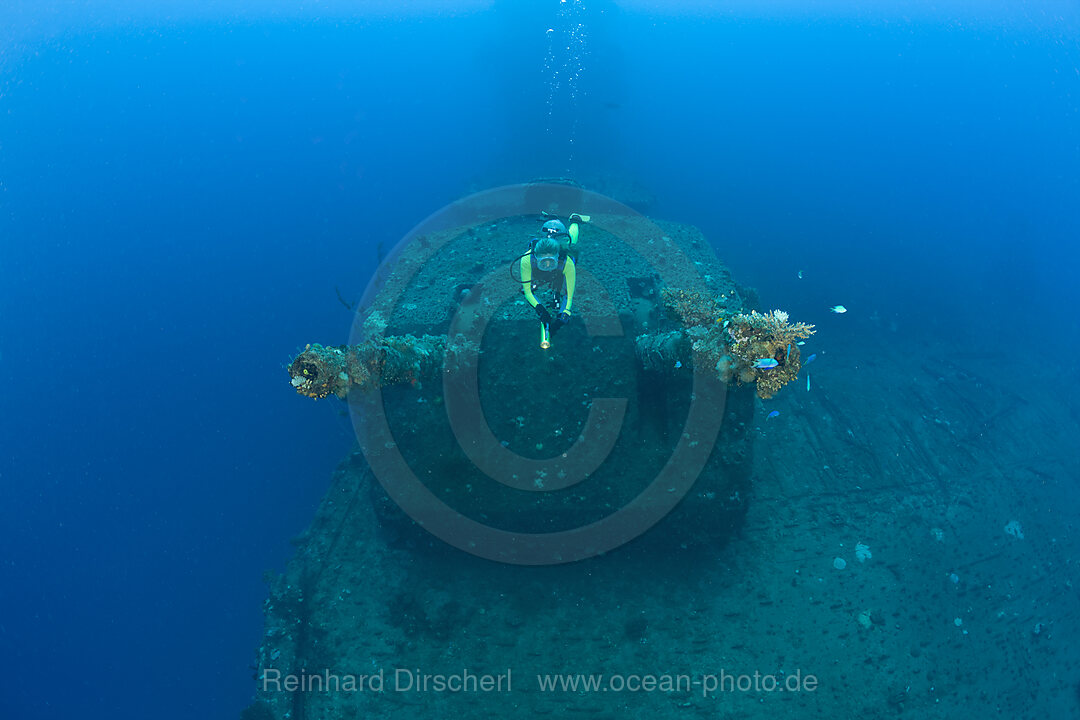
[534,304,552,324]
[550,311,571,334]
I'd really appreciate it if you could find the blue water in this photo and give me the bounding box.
[1,2,1077,719]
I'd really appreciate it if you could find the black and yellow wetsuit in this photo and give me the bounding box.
[566,214,584,251]
[524,213,587,347]
[520,252,576,316]
[521,251,575,349]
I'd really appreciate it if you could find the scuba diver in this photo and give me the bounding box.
[515,213,590,349]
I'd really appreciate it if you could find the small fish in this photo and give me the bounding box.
[753,358,779,369]
[830,305,847,314]
[767,410,780,419]
[797,341,806,346]
[804,353,817,365]
[807,373,811,392]
[674,361,683,369]
[797,270,803,279]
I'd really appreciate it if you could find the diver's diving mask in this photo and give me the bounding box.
[535,253,558,272]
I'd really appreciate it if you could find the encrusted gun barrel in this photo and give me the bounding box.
[634,331,691,371]
[288,335,451,399]
[655,289,816,399]
[290,294,814,401]
[292,311,813,402]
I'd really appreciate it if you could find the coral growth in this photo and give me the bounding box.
[660,290,815,399]
[661,288,727,328]
[658,288,732,378]
[287,335,449,399]
[291,295,813,402]
[725,310,815,399]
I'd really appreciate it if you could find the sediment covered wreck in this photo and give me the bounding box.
[247,184,812,720]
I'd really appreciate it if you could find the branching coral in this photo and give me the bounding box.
[659,290,815,399]
[725,310,815,399]
[726,309,815,351]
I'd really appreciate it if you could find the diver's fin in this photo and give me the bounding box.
[570,213,590,223]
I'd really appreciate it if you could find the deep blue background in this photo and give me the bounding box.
[1,2,1077,718]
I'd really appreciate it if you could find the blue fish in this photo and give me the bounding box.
[804,353,817,364]
[767,410,780,419]
[754,358,779,369]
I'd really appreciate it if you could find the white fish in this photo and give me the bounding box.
[797,270,803,279]
[829,305,847,314]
